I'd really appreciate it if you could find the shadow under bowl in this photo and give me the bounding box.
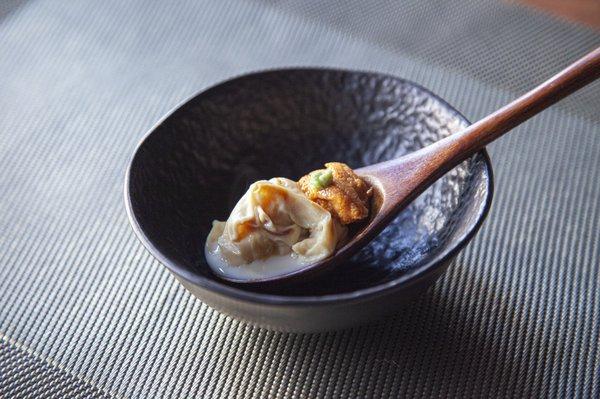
[125,68,493,332]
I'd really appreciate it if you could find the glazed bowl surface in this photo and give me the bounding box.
[125,68,493,331]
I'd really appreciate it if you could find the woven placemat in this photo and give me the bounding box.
[0,0,598,397]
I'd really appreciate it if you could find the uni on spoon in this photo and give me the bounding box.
[205,46,600,286]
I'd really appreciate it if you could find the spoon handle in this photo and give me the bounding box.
[414,46,600,179]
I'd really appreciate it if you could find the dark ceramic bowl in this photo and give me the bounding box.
[125,68,493,332]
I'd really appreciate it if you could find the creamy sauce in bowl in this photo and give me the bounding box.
[205,249,311,281]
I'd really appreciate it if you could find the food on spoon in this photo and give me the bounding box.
[298,162,372,225]
[205,163,372,280]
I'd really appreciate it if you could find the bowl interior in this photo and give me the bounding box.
[127,69,491,296]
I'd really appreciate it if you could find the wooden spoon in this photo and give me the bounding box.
[243,46,600,285]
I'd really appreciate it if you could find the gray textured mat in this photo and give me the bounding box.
[0,338,112,398]
[0,0,599,397]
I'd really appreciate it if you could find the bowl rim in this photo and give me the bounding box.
[124,67,494,306]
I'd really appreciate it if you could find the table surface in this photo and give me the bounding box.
[1,0,599,398]
[519,0,600,29]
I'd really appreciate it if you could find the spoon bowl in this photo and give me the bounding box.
[125,68,493,330]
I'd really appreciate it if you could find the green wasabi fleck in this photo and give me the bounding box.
[310,169,333,190]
